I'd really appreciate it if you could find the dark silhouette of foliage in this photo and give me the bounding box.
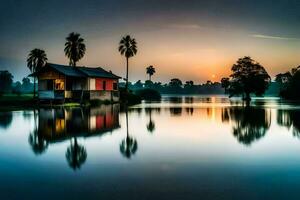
[221,77,230,93]
[21,77,34,93]
[222,107,271,146]
[66,138,87,170]
[12,81,22,95]
[0,70,13,95]
[146,65,156,81]
[27,48,47,97]
[121,79,224,95]
[221,56,270,102]
[64,32,86,67]
[275,66,300,99]
[169,78,183,88]
[135,88,161,101]
[28,129,48,155]
[119,88,141,105]
[118,35,137,90]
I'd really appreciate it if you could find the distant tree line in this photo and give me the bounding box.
[0,70,34,96]
[119,79,224,94]
[275,66,300,99]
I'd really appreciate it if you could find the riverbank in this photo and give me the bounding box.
[0,94,118,111]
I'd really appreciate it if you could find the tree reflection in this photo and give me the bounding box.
[222,107,271,146]
[0,112,13,129]
[28,129,48,155]
[66,137,87,170]
[170,107,182,116]
[28,110,48,155]
[277,109,300,138]
[120,109,138,159]
[146,108,155,133]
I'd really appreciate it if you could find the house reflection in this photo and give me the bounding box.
[29,104,120,170]
[38,105,120,141]
[222,107,271,146]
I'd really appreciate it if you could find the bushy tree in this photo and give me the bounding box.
[221,56,270,102]
[0,70,13,95]
[275,66,300,99]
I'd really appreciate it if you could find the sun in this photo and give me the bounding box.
[212,74,216,78]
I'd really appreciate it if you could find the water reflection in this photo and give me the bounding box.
[66,138,87,170]
[145,108,156,134]
[222,107,271,146]
[120,109,138,159]
[0,112,13,129]
[277,109,300,138]
[31,105,120,169]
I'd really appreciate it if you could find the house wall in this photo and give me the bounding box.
[38,70,63,80]
[89,78,96,90]
[89,91,119,102]
[95,78,118,91]
[72,78,88,90]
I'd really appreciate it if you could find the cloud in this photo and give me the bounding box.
[168,23,202,30]
[252,34,300,41]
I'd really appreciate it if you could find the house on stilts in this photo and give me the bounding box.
[32,63,120,102]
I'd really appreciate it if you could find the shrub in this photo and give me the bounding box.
[135,89,161,101]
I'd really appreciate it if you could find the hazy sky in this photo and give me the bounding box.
[1,0,300,83]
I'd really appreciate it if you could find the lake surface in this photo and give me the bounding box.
[1,95,300,199]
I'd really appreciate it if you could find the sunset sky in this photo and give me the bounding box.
[1,0,300,83]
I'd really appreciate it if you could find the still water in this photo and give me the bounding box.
[1,96,300,199]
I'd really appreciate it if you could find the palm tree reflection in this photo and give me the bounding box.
[28,110,48,155]
[66,137,87,170]
[120,109,138,159]
[222,107,271,146]
[28,129,48,155]
[146,108,155,134]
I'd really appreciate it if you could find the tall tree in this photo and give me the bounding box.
[221,56,270,103]
[0,70,13,95]
[64,32,86,67]
[146,65,156,81]
[118,35,137,90]
[27,49,47,98]
[276,66,300,99]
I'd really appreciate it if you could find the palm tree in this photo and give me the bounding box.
[64,32,86,67]
[118,35,137,90]
[146,65,155,81]
[27,49,47,98]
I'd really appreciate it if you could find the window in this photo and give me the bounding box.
[113,82,118,90]
[47,80,54,90]
[66,79,73,90]
[55,79,64,90]
[103,81,106,90]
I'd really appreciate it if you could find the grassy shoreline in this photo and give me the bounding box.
[0,94,119,111]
